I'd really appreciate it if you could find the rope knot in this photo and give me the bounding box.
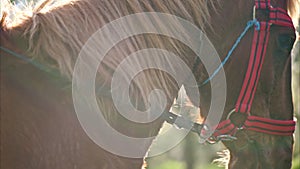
[253,20,260,30]
[247,19,260,30]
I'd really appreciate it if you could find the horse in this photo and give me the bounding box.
[0,0,298,168]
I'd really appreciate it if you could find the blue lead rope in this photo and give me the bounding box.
[2,19,260,83]
[0,46,56,74]
[201,19,260,85]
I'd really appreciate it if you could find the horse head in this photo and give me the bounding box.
[190,1,297,168]
[0,0,298,169]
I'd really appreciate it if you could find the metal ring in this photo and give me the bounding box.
[226,109,236,120]
[253,5,256,20]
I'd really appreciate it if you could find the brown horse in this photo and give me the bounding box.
[0,0,298,169]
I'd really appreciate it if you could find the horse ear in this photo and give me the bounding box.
[33,0,53,13]
[287,0,299,20]
[0,12,7,29]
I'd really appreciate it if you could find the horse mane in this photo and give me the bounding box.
[288,0,300,27]
[288,0,300,16]
[1,0,218,78]
[2,0,298,77]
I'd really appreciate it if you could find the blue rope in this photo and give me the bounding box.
[0,46,54,74]
[201,19,260,85]
[2,19,261,83]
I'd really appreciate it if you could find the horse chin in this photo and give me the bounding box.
[228,153,291,169]
[225,134,293,169]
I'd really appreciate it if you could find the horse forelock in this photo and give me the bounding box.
[288,0,299,14]
[288,0,300,24]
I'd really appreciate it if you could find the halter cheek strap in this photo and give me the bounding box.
[235,22,271,113]
[212,0,296,140]
[235,0,295,113]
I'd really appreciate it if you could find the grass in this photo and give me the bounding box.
[292,154,300,169]
[148,160,224,169]
[150,158,300,169]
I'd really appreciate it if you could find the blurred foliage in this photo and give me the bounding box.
[150,160,223,169]
[292,154,300,169]
[151,161,185,169]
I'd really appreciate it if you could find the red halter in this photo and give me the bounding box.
[212,0,296,140]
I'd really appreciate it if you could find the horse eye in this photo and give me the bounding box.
[277,34,295,53]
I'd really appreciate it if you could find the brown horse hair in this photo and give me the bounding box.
[0,0,225,112]
[1,0,298,77]
[1,0,218,76]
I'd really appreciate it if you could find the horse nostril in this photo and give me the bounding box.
[278,149,291,160]
[261,148,292,169]
[262,147,291,160]
[263,149,272,157]
[276,151,292,169]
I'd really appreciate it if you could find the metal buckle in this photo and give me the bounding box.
[197,122,237,144]
[198,124,212,144]
[198,109,242,144]
[253,5,273,23]
[202,135,237,145]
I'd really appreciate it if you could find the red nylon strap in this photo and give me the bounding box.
[243,116,296,136]
[213,119,237,137]
[235,22,271,113]
[255,0,294,28]
[269,8,294,28]
[214,115,296,137]
[255,0,271,9]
